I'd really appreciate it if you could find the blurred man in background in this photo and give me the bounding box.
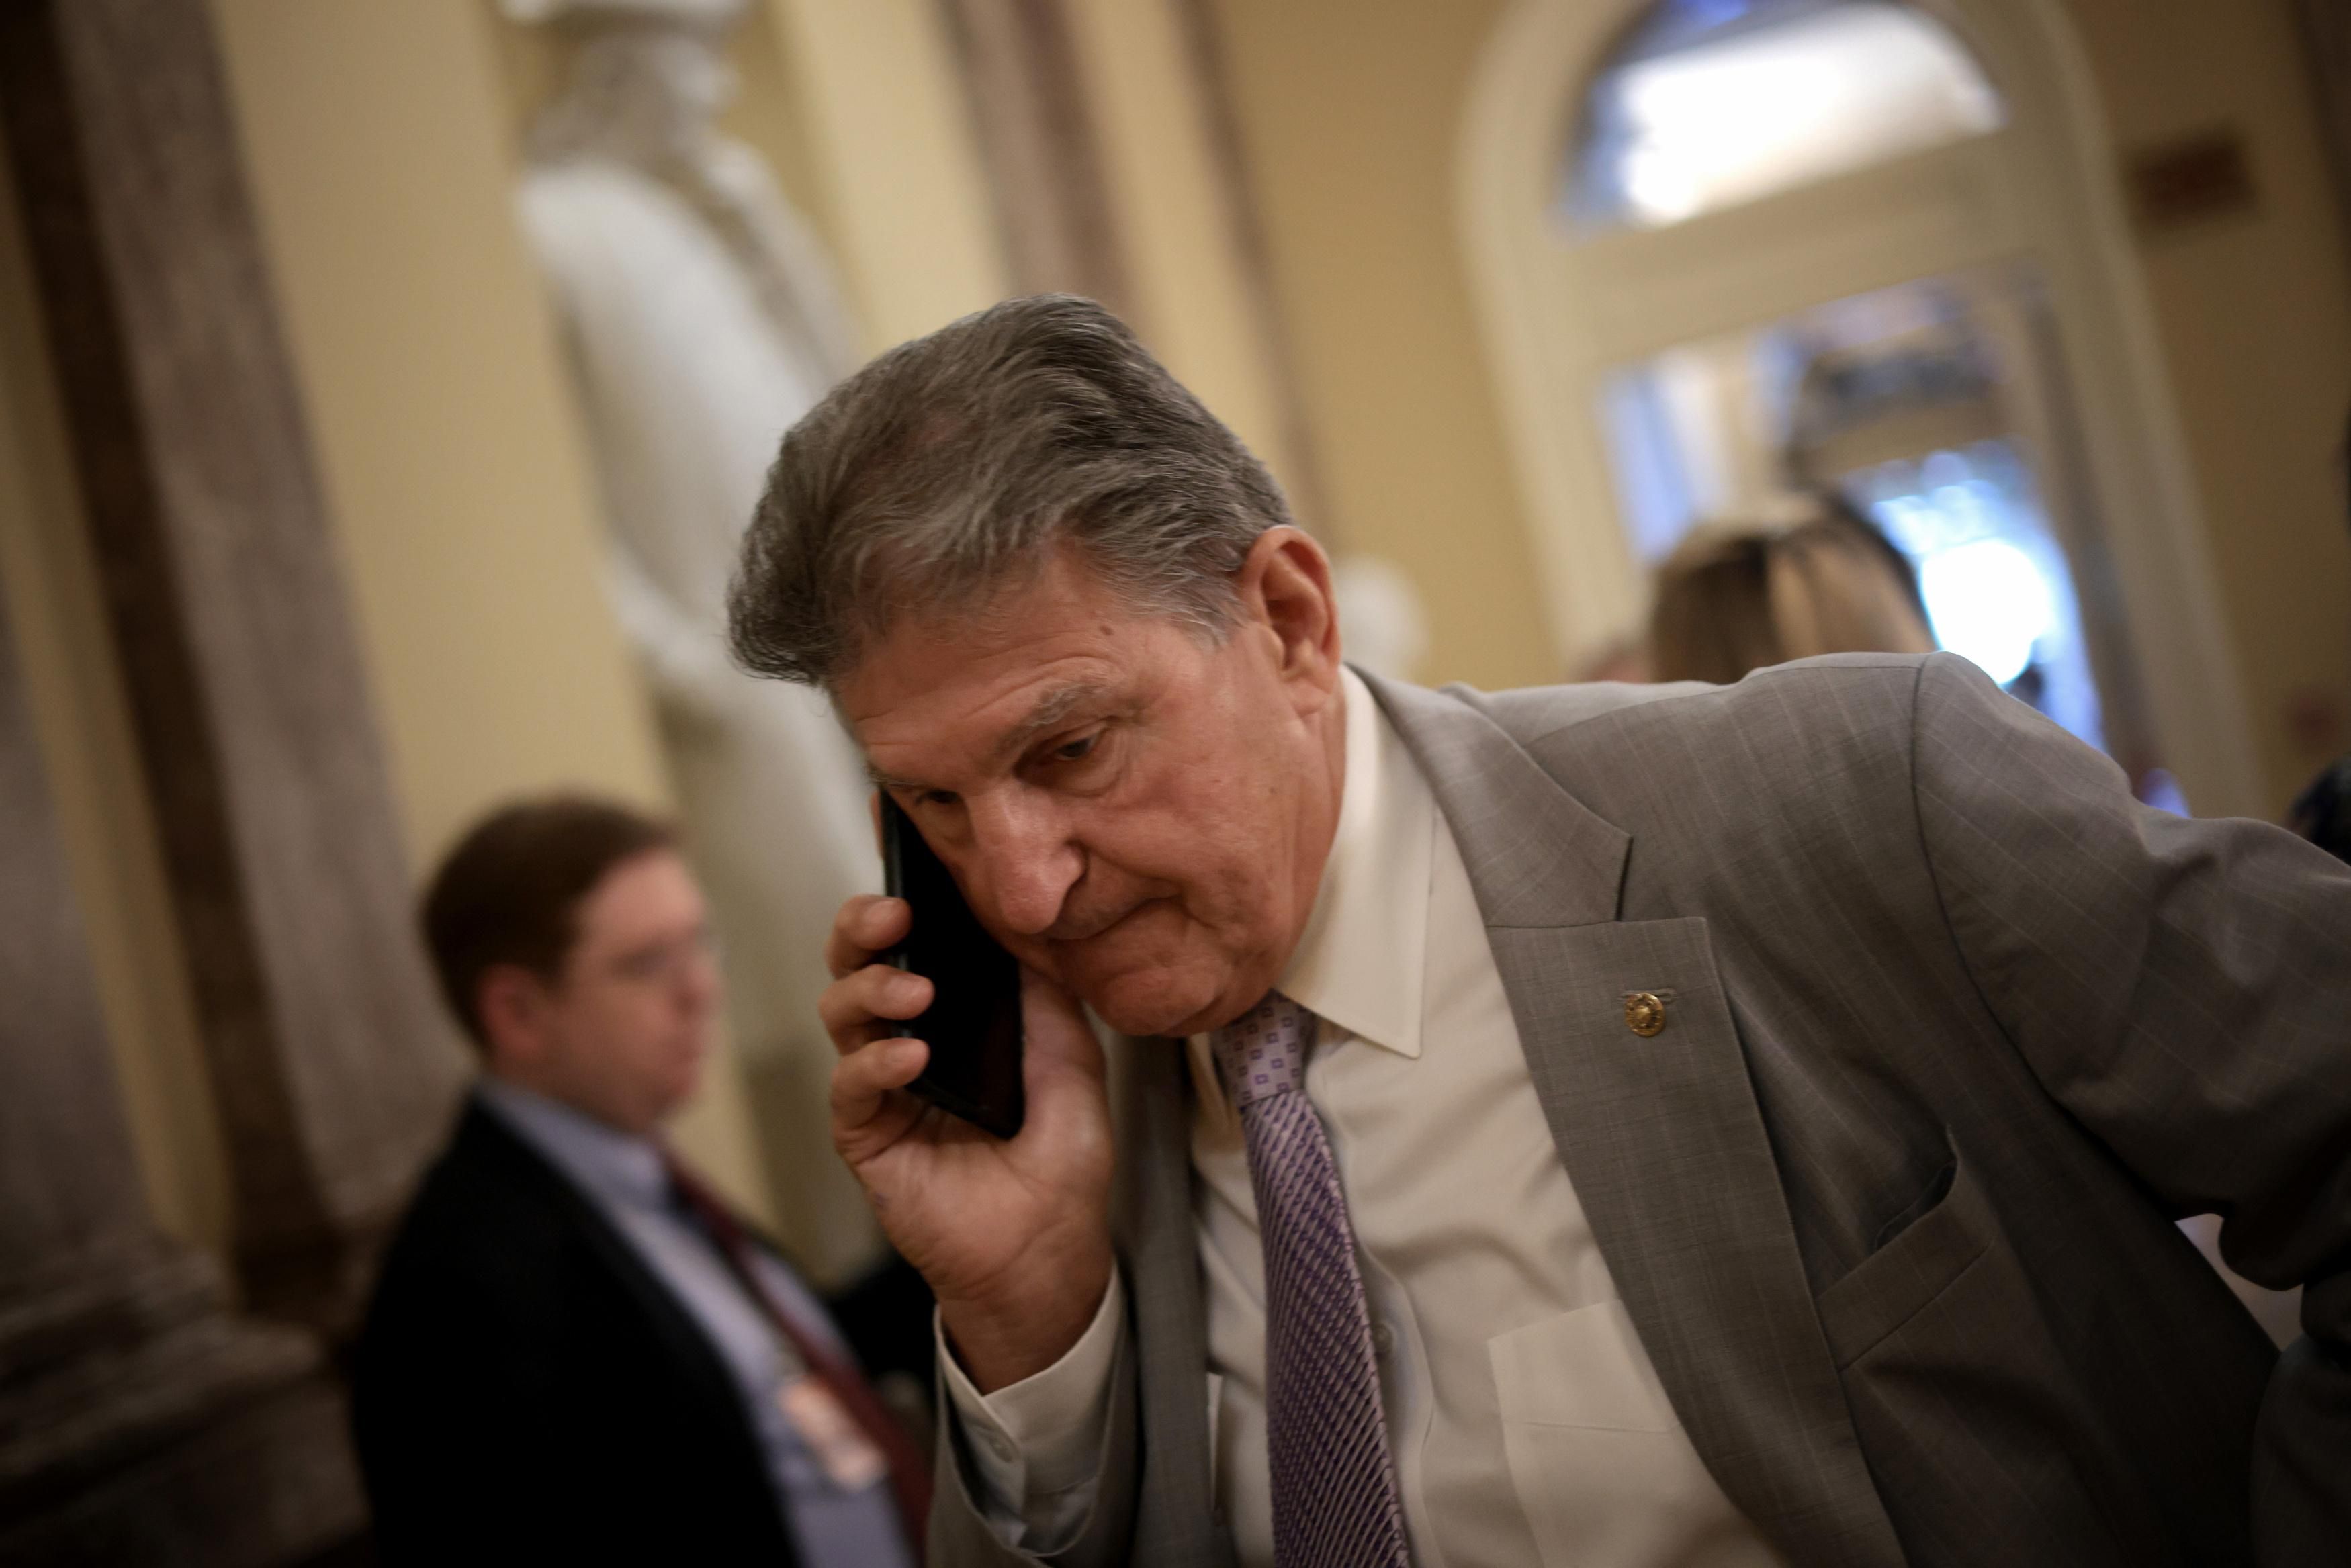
[353,796,928,1565]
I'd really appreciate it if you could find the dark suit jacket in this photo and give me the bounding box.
[933,654,2351,1568]
[353,1099,799,1565]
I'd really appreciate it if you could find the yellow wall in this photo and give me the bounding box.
[2058,0,2351,814]
[208,0,674,862]
[764,0,1010,351]
[1063,0,1304,506]
[1210,0,1560,692]
[206,0,774,1222]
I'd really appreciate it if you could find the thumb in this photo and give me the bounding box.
[1018,966,1104,1077]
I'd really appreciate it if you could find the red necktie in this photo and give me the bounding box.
[661,1151,932,1559]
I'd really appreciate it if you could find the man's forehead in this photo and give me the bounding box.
[853,658,1128,786]
[574,849,700,944]
[834,551,1193,780]
[838,573,1140,721]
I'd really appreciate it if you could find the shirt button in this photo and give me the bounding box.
[1372,1321,1396,1358]
[985,1431,1016,1461]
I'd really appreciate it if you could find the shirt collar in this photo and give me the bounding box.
[476,1076,670,1211]
[1270,666,1433,1060]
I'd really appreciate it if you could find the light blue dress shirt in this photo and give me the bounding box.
[479,1080,913,1568]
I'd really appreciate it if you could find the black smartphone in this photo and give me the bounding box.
[879,794,1026,1139]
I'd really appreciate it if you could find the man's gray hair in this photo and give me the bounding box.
[727,295,1290,687]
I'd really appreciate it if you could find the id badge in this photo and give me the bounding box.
[779,1377,889,1491]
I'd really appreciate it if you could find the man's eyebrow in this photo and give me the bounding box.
[864,681,1114,795]
[993,680,1110,763]
[865,762,922,793]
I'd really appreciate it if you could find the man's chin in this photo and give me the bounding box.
[1077,964,1251,1039]
[652,1056,705,1122]
[1046,913,1268,1037]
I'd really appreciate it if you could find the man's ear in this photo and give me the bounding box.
[477,964,551,1070]
[1237,527,1343,704]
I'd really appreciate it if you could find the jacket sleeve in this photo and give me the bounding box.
[1906,652,2351,1561]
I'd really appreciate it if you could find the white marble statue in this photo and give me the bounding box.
[508,0,879,1275]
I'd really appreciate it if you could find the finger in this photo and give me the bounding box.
[825,895,910,980]
[818,964,935,1054]
[832,1035,929,1135]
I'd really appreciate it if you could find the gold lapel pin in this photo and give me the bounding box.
[1622,990,1669,1037]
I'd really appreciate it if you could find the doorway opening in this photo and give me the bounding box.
[1598,263,2180,806]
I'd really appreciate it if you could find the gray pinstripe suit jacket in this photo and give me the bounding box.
[932,653,2351,1567]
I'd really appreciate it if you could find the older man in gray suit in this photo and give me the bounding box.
[727,296,2350,1568]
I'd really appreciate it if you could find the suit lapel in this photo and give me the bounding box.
[1366,676,1904,1568]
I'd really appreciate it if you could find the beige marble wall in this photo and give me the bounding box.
[1062,0,1323,532]
[204,0,775,1226]
[2061,0,2351,815]
[1209,0,1561,693]
[762,0,1010,351]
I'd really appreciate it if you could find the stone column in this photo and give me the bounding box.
[0,0,465,1340]
[0,586,363,1563]
[936,0,1138,315]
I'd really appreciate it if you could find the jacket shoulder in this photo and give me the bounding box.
[1460,653,1932,755]
[363,1103,582,1328]
[1452,655,1945,891]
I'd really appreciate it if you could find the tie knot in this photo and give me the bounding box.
[1211,993,1316,1111]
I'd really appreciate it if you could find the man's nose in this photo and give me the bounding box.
[965,792,1081,937]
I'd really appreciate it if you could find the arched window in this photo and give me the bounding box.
[1461,0,2263,815]
[1566,0,2004,230]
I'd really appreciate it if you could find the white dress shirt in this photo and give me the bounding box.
[944,670,1784,1567]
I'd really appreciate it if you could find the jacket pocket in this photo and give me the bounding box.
[1813,1149,2152,1564]
[1816,1148,1990,1370]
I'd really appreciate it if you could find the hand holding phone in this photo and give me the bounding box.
[818,831,1114,1392]
[879,794,1026,1138]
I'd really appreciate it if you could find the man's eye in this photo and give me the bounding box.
[1053,734,1099,763]
[918,788,960,808]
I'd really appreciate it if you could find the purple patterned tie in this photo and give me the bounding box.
[1212,993,1411,1568]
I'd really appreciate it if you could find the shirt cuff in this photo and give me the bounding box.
[938,1269,1125,1513]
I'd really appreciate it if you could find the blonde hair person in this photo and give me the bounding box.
[1647,494,1936,686]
